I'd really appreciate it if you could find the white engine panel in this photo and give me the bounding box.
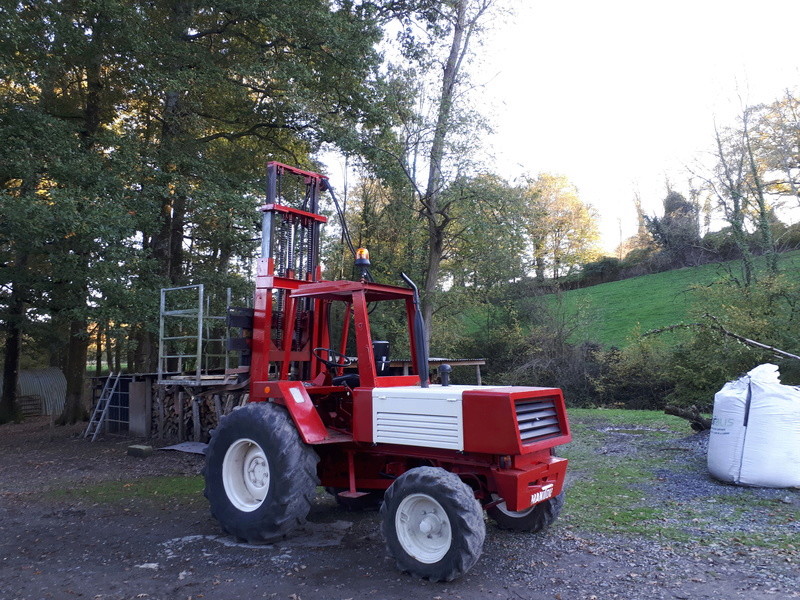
[371,385,479,451]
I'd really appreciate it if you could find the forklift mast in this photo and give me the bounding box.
[250,162,328,385]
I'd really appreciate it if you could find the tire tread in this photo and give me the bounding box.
[204,402,319,543]
[380,466,485,582]
[488,492,565,533]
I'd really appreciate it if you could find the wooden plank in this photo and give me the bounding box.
[176,391,185,441]
[157,387,165,440]
[192,398,201,442]
[213,394,223,425]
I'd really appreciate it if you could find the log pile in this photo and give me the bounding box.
[152,386,248,442]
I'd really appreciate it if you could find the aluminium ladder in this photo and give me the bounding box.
[83,372,122,441]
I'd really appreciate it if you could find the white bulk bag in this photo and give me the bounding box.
[707,377,750,483]
[707,364,800,488]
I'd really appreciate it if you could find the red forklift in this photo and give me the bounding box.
[203,162,572,581]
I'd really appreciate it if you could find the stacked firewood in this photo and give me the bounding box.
[152,387,248,442]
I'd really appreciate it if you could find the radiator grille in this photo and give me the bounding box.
[515,398,562,444]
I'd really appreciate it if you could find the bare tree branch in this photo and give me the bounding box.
[195,122,307,144]
[644,315,800,361]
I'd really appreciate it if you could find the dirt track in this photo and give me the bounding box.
[0,417,797,600]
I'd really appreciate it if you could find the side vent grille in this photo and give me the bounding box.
[515,398,562,444]
[375,413,461,450]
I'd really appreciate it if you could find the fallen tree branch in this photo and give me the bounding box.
[647,316,799,432]
[664,404,712,431]
[643,315,800,361]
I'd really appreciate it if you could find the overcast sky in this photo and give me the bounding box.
[476,0,800,251]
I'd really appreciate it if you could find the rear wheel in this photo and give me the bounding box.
[204,402,319,542]
[487,492,564,532]
[380,467,485,582]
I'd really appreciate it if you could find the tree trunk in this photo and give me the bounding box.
[664,405,712,432]
[150,2,192,285]
[0,328,21,423]
[105,330,114,373]
[420,0,469,348]
[534,248,546,283]
[151,90,188,285]
[714,126,755,286]
[743,116,779,275]
[57,319,90,425]
[126,339,135,375]
[57,8,106,425]
[0,252,27,423]
[114,337,122,372]
[95,323,103,376]
[135,328,157,374]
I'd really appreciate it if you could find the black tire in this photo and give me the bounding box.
[487,492,564,532]
[380,467,485,582]
[325,487,384,511]
[203,402,319,542]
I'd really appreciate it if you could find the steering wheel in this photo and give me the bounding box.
[312,347,353,369]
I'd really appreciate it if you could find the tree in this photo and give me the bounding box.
[0,0,153,423]
[662,274,800,407]
[644,190,700,267]
[700,106,779,287]
[618,192,655,257]
[751,90,800,210]
[443,174,527,291]
[416,0,495,340]
[742,109,779,275]
[326,172,427,285]
[522,174,600,280]
[1,0,444,422]
[699,121,757,285]
[349,0,495,349]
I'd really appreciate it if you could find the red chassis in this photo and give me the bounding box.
[203,162,572,582]
[249,269,571,512]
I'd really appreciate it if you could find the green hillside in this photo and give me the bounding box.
[554,251,800,348]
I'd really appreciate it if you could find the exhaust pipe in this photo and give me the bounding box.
[400,273,429,388]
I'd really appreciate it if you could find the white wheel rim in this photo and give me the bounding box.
[395,493,452,564]
[222,438,270,512]
[491,493,535,518]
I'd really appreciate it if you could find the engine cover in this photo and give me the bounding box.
[368,385,571,455]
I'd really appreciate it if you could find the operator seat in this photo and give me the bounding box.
[332,373,360,388]
[330,341,390,388]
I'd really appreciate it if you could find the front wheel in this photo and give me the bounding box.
[380,467,485,582]
[203,402,319,542]
[487,492,564,532]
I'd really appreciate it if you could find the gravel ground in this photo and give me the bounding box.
[0,416,797,600]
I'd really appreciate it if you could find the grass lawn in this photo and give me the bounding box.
[48,475,205,505]
[554,250,800,347]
